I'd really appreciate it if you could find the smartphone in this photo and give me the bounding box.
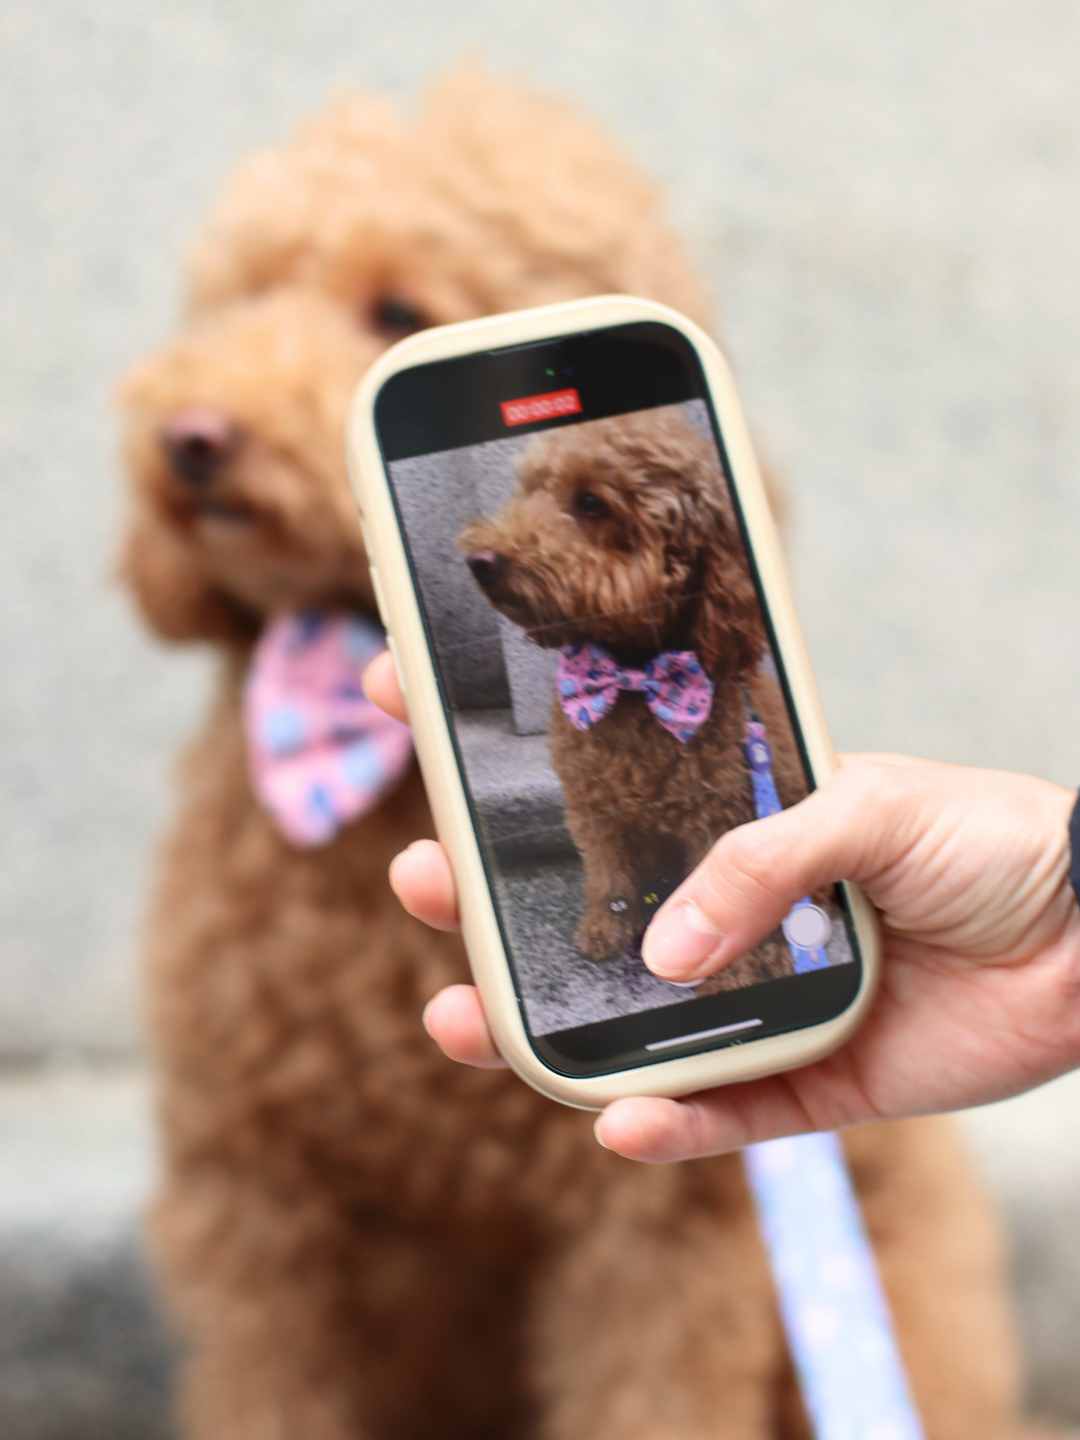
[346,296,879,1108]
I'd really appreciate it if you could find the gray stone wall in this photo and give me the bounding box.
[6,0,1080,1057]
[393,432,563,735]
[390,447,513,713]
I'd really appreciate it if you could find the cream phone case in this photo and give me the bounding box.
[345,295,880,1109]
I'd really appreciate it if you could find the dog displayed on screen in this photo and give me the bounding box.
[118,65,1035,1440]
[462,409,800,986]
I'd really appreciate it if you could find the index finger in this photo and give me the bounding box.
[363,648,409,724]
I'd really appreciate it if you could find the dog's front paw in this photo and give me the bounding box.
[576,903,633,961]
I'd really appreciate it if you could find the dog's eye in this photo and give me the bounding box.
[573,491,608,519]
[371,296,428,337]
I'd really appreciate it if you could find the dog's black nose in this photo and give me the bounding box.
[160,409,241,485]
[467,549,507,591]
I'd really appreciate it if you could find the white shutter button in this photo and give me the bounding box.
[782,904,832,950]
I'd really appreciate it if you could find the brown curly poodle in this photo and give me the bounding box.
[119,66,1032,1440]
[461,409,807,986]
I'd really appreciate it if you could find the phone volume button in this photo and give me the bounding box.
[368,566,390,627]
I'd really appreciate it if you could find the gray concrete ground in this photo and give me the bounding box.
[1,1064,1079,1438]
[6,0,1080,1434]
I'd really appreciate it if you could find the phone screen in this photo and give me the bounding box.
[374,322,862,1077]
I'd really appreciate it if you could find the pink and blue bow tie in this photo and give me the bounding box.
[556,642,714,743]
[244,612,413,847]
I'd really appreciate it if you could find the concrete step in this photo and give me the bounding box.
[959,1072,1080,1425]
[0,1066,172,1440]
[455,707,574,860]
[2,1062,1080,1437]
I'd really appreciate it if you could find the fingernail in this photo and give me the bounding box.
[642,900,724,980]
[421,998,435,1037]
[593,1116,610,1149]
[389,841,421,885]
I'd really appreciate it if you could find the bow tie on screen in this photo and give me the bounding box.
[244,613,413,848]
[556,642,714,743]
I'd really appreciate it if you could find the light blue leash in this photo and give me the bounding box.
[741,708,925,1440]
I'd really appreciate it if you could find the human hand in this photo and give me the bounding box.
[364,651,1080,1160]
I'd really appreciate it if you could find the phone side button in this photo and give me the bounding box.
[386,635,408,702]
[369,565,390,627]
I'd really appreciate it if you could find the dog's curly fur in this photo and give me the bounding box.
[120,67,1031,1440]
[460,409,804,982]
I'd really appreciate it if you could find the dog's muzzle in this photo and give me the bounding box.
[160,407,243,486]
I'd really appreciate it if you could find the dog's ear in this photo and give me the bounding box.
[686,494,767,680]
[118,504,253,644]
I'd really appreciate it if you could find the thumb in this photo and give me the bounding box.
[641,754,906,982]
